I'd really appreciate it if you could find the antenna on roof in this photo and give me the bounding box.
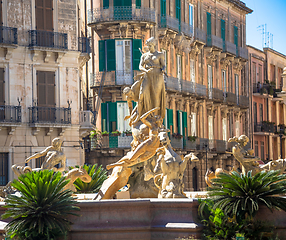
[257,24,273,49]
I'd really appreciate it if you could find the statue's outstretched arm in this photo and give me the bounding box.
[25,146,52,163]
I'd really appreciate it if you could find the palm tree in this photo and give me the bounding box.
[70,164,107,193]
[208,170,286,222]
[2,170,79,240]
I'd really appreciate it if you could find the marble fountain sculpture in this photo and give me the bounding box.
[95,37,199,200]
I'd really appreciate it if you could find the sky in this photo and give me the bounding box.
[242,0,286,55]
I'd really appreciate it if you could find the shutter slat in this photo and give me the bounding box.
[106,39,116,71]
[99,40,106,72]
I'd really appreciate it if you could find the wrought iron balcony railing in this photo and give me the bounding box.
[0,26,18,45]
[80,110,96,127]
[29,30,68,49]
[181,80,196,94]
[0,105,21,123]
[224,92,237,105]
[165,76,181,91]
[158,14,180,32]
[78,37,90,53]
[181,21,194,38]
[239,95,249,108]
[90,71,140,87]
[29,106,71,124]
[208,88,224,101]
[225,41,237,55]
[238,46,248,60]
[207,34,223,49]
[195,28,206,43]
[254,122,275,133]
[196,83,207,97]
[88,7,156,25]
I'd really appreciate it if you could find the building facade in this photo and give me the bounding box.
[0,0,93,186]
[88,0,252,190]
[248,46,286,162]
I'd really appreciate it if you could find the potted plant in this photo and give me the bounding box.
[123,129,132,136]
[101,131,109,136]
[111,130,121,136]
[188,136,197,142]
[172,133,183,139]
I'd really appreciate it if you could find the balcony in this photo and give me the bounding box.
[80,111,95,127]
[194,28,206,43]
[0,105,21,123]
[224,92,237,105]
[239,95,249,108]
[90,71,140,88]
[215,140,227,153]
[196,138,209,151]
[209,88,224,101]
[196,83,207,97]
[158,14,180,32]
[29,30,68,49]
[207,35,223,50]
[238,46,248,60]
[91,134,133,149]
[88,7,156,25]
[78,37,90,53]
[181,80,196,94]
[254,122,275,134]
[165,76,181,92]
[183,137,197,150]
[181,22,194,38]
[0,26,18,45]
[170,136,184,149]
[29,107,71,125]
[224,41,237,55]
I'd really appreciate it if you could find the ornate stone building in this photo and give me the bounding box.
[248,46,286,162]
[0,0,92,185]
[88,0,252,190]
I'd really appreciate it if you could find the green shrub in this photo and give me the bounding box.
[70,164,107,193]
[2,170,79,240]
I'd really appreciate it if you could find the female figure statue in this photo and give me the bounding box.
[137,37,166,120]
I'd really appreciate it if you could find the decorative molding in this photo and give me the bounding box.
[44,51,52,63]
[32,127,40,136]
[46,127,54,136]
[56,52,65,63]
[31,50,40,62]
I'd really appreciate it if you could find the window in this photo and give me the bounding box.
[166,108,173,133]
[255,141,259,157]
[222,118,227,141]
[162,49,167,74]
[253,102,257,124]
[207,65,212,98]
[117,102,130,133]
[116,40,132,84]
[235,120,239,137]
[176,110,187,136]
[175,0,181,22]
[190,59,195,82]
[208,116,214,149]
[221,19,225,50]
[260,141,264,160]
[136,0,141,8]
[114,0,131,7]
[258,64,262,83]
[177,55,182,80]
[98,39,142,74]
[207,12,212,45]
[36,0,53,31]
[189,4,194,26]
[191,112,196,136]
[0,153,8,186]
[252,62,257,83]
[235,74,239,104]
[0,68,4,105]
[234,26,238,47]
[259,103,263,122]
[192,167,198,191]
[161,0,166,16]
[222,70,226,92]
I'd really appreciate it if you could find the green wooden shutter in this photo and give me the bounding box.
[0,69,4,105]
[103,0,109,9]
[177,110,181,135]
[207,12,212,46]
[176,0,181,31]
[108,102,117,131]
[99,40,106,72]
[106,39,116,71]
[183,111,187,136]
[234,26,238,46]
[133,39,142,71]
[136,0,141,8]
[101,102,108,132]
[221,19,225,51]
[161,0,166,16]
[167,109,173,132]
[123,0,132,6]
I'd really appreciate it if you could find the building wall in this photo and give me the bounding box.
[0,0,91,185]
[88,0,252,190]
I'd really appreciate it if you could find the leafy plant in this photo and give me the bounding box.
[2,170,79,240]
[101,131,109,136]
[70,164,108,193]
[209,170,286,223]
[188,136,197,142]
[90,129,101,139]
[111,130,121,136]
